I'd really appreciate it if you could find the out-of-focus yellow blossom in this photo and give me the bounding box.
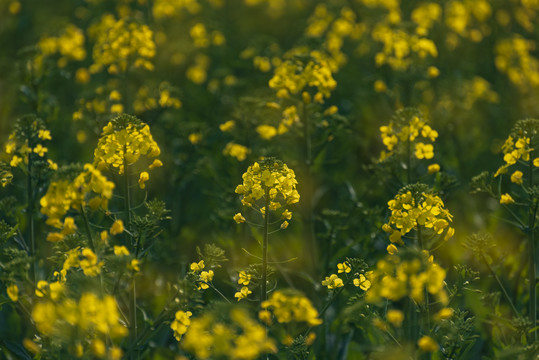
[33,144,48,157]
[365,253,448,305]
[89,15,155,74]
[40,164,115,227]
[170,310,192,341]
[428,163,440,174]
[233,213,246,223]
[415,142,434,159]
[387,243,398,255]
[80,248,103,276]
[434,307,454,320]
[35,24,86,71]
[128,259,140,272]
[182,308,276,360]
[256,125,278,140]
[152,0,202,19]
[110,220,124,235]
[114,245,130,256]
[269,48,337,101]
[386,309,404,327]
[261,290,322,326]
[418,335,438,352]
[61,217,77,236]
[322,274,343,289]
[188,133,202,144]
[138,171,149,189]
[374,80,388,93]
[219,120,235,132]
[7,284,18,302]
[500,193,515,204]
[445,0,492,46]
[190,260,204,272]
[511,170,524,184]
[149,159,163,169]
[235,286,252,301]
[223,142,250,161]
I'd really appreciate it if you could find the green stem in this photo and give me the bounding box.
[80,205,95,252]
[528,156,537,341]
[482,254,519,317]
[27,137,36,284]
[123,154,137,360]
[407,136,411,184]
[262,187,270,305]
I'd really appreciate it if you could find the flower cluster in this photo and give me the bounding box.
[269,48,337,101]
[234,159,299,224]
[364,253,448,305]
[40,164,114,233]
[494,135,534,177]
[259,290,322,327]
[382,187,454,250]
[93,114,162,176]
[189,260,214,290]
[170,310,192,341]
[181,307,276,360]
[89,15,155,74]
[234,270,253,301]
[379,108,438,162]
[322,261,372,291]
[223,142,250,161]
[32,292,127,358]
[35,24,86,69]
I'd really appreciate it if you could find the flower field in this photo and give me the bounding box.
[1,0,539,359]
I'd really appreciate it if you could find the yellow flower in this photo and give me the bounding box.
[415,142,434,159]
[111,104,124,113]
[500,193,514,204]
[235,286,252,301]
[190,260,205,272]
[534,158,539,167]
[322,274,343,289]
[170,310,192,341]
[10,155,22,167]
[386,309,404,327]
[223,142,250,161]
[280,221,289,229]
[374,80,387,93]
[219,120,235,132]
[38,129,52,140]
[238,271,251,285]
[353,273,371,291]
[7,284,18,302]
[46,232,65,242]
[233,213,246,223]
[197,270,214,290]
[337,262,351,273]
[114,245,130,256]
[281,209,292,220]
[387,244,398,255]
[427,66,440,78]
[129,259,140,272]
[33,144,48,157]
[256,125,278,140]
[138,171,149,189]
[434,307,454,320]
[110,220,124,235]
[418,336,438,352]
[428,163,440,174]
[148,159,163,169]
[510,170,523,184]
[188,133,202,144]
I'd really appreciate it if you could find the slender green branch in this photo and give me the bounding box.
[261,187,270,305]
[80,205,95,252]
[481,253,519,317]
[528,155,537,341]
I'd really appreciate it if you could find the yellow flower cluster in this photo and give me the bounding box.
[223,142,250,161]
[255,104,301,140]
[152,0,203,19]
[32,292,127,357]
[495,36,539,89]
[89,14,155,74]
[54,247,104,279]
[269,48,337,101]
[259,290,322,327]
[494,135,534,177]
[40,164,114,232]
[36,24,86,69]
[94,115,162,176]
[379,110,438,162]
[235,159,299,211]
[372,25,438,71]
[234,271,253,301]
[189,22,225,48]
[181,308,276,360]
[170,310,192,341]
[189,260,214,290]
[383,190,454,249]
[365,253,448,305]
[445,0,492,45]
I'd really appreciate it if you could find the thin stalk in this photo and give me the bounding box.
[124,155,137,360]
[482,253,519,317]
[407,136,411,184]
[528,156,537,341]
[418,226,430,336]
[26,139,36,284]
[261,187,270,305]
[80,205,95,252]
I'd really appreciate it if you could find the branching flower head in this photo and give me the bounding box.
[260,290,322,327]
[234,158,299,226]
[382,184,454,251]
[494,118,539,177]
[379,108,438,162]
[94,114,162,178]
